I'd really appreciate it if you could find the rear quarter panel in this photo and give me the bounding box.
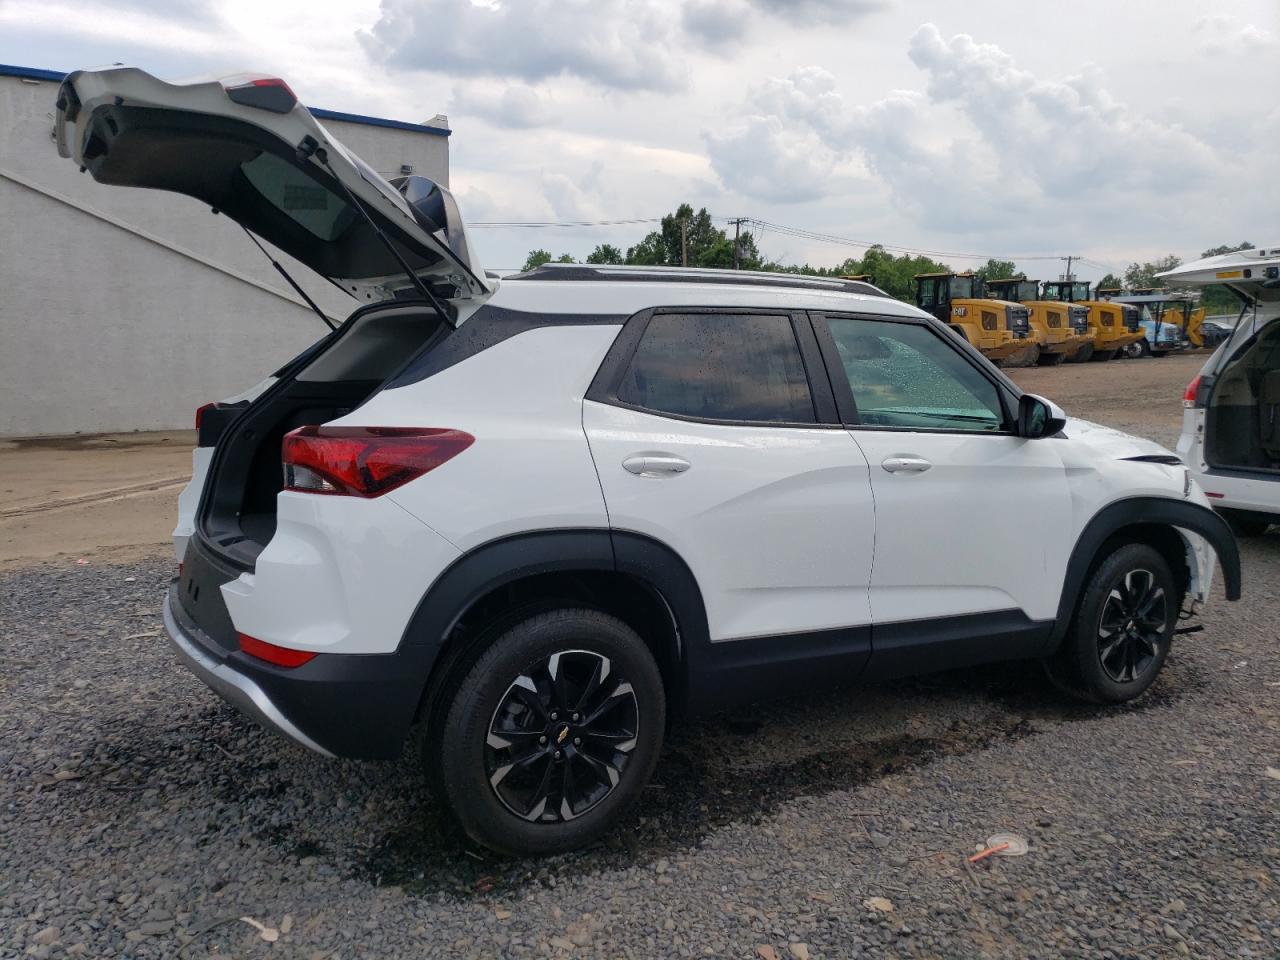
[342,324,623,550]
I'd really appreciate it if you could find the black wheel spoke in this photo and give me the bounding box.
[573,746,621,790]
[574,656,607,714]
[485,649,639,825]
[549,652,574,712]
[521,755,556,822]
[585,680,635,726]
[508,680,548,723]
[559,756,579,820]
[581,729,638,751]
[486,727,544,750]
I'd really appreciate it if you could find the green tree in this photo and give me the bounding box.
[520,249,574,271]
[521,249,553,272]
[857,245,952,302]
[973,258,1017,283]
[1097,272,1123,291]
[1123,255,1181,290]
[586,243,624,265]
[1201,242,1253,258]
[622,203,731,267]
[625,231,667,265]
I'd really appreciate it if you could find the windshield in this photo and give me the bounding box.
[986,281,1035,301]
[949,276,976,299]
[1072,282,1092,300]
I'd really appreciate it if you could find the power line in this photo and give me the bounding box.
[469,217,665,229]
[746,219,1073,262]
[468,212,1114,266]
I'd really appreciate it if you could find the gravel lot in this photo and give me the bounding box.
[3,356,1278,959]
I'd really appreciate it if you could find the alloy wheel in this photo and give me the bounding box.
[485,650,639,823]
[1097,569,1168,683]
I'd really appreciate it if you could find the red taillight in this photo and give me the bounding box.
[1182,376,1201,408]
[237,632,317,668]
[1205,491,1224,499]
[281,426,474,498]
[221,74,297,113]
[195,402,216,430]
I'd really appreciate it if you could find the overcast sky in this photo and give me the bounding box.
[3,0,1277,279]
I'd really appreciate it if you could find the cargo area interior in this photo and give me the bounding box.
[201,305,446,567]
[1206,317,1280,474]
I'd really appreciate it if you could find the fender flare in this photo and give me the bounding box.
[397,528,711,700]
[1049,497,1241,648]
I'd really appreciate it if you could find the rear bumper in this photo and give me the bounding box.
[1196,468,1280,516]
[164,583,424,759]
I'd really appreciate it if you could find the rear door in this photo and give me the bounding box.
[583,308,876,688]
[812,312,1072,675]
[55,66,490,306]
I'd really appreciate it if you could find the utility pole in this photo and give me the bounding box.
[680,216,689,268]
[1061,255,1078,281]
[729,217,748,270]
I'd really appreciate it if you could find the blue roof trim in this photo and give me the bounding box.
[309,107,450,137]
[0,63,451,138]
[0,64,63,82]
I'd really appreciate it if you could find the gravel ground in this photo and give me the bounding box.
[4,358,1279,959]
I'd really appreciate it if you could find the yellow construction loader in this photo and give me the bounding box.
[1041,280,1144,360]
[983,277,1093,365]
[914,272,1035,365]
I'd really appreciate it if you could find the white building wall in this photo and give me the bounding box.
[0,70,450,436]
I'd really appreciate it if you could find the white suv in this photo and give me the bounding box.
[1166,248,1280,537]
[57,67,1241,855]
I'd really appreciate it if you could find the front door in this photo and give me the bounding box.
[813,312,1073,675]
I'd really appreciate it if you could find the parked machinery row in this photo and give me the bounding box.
[903,272,1223,368]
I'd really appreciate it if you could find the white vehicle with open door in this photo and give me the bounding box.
[1167,248,1280,536]
[55,65,1242,857]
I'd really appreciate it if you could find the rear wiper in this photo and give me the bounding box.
[304,137,455,329]
[241,227,337,332]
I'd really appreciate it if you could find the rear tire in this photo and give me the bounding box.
[1044,543,1176,704]
[1122,340,1150,359]
[430,608,665,856]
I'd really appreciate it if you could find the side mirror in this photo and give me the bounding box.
[1018,393,1067,438]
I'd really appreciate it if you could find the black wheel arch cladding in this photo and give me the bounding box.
[1047,496,1241,651]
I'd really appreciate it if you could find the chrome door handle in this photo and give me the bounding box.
[881,456,932,474]
[622,454,691,477]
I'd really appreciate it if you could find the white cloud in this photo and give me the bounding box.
[359,0,688,93]
[705,113,841,203]
[706,22,1224,239]
[1196,14,1276,52]
[450,81,556,129]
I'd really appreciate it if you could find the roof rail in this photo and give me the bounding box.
[505,263,891,298]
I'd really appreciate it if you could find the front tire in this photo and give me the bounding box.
[1090,348,1119,362]
[431,608,665,856]
[1067,342,1095,363]
[1045,543,1176,704]
[1036,351,1067,366]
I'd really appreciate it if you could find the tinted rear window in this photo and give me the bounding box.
[617,313,815,423]
[239,152,358,241]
